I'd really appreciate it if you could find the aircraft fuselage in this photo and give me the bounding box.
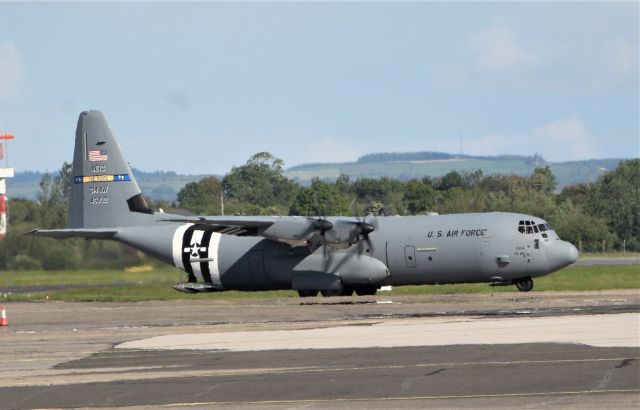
[115,212,577,292]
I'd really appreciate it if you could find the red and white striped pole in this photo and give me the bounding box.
[0,132,15,241]
[0,182,6,241]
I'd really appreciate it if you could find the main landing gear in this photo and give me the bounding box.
[515,277,534,292]
[298,286,378,298]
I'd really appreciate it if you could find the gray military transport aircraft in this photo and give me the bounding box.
[30,111,579,297]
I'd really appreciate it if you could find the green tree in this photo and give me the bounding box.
[351,177,405,214]
[223,152,298,212]
[37,162,72,228]
[403,179,435,214]
[548,205,613,251]
[586,159,640,242]
[177,176,222,215]
[531,166,557,194]
[462,169,483,188]
[439,171,464,191]
[557,183,592,206]
[289,178,350,216]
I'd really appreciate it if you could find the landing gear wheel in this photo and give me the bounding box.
[342,286,355,296]
[321,285,353,297]
[355,286,378,296]
[298,290,318,298]
[515,277,534,292]
[321,289,343,297]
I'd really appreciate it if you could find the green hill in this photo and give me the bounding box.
[285,153,624,190]
[6,153,628,201]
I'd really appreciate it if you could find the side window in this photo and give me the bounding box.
[533,225,539,233]
[518,221,525,233]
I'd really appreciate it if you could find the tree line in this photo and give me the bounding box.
[1,153,637,270]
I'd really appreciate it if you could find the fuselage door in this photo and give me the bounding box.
[405,245,417,268]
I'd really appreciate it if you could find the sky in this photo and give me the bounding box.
[0,1,638,175]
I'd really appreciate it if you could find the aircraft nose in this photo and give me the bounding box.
[568,243,579,263]
[547,240,579,271]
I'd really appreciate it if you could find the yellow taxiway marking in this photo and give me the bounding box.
[2,357,636,388]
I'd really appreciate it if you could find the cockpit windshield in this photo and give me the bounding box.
[518,220,552,236]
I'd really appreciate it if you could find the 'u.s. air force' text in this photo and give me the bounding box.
[427,229,488,238]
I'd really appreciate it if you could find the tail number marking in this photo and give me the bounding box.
[89,186,108,194]
[89,197,109,205]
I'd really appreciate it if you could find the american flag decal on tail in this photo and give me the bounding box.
[88,149,108,162]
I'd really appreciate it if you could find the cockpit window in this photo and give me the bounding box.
[518,220,551,235]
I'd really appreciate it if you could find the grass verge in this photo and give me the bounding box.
[0,264,637,302]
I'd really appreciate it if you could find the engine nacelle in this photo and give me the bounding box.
[291,253,390,291]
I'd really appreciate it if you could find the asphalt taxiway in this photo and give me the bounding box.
[1,291,639,409]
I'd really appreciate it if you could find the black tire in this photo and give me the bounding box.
[320,289,343,297]
[355,286,378,296]
[298,290,318,298]
[515,277,534,292]
[342,286,355,296]
[321,285,353,297]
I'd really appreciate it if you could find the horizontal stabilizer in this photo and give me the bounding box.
[26,228,119,239]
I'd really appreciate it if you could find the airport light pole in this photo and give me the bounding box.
[0,132,15,241]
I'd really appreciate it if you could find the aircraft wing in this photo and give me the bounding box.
[159,216,277,236]
[161,215,376,248]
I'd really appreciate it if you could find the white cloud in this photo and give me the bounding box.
[0,42,24,101]
[468,26,532,70]
[301,138,360,164]
[425,117,598,162]
[533,116,596,160]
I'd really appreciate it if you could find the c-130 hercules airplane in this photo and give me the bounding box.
[31,111,579,297]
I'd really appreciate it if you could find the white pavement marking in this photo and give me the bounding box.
[117,313,640,351]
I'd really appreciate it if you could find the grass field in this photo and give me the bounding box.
[0,263,637,302]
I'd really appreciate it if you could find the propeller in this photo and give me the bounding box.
[345,201,378,255]
[308,191,335,255]
[354,215,376,255]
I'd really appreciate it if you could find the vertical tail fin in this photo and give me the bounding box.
[69,111,155,229]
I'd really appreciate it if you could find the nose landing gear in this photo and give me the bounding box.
[515,277,534,292]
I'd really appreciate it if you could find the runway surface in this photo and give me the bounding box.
[575,257,640,266]
[1,291,639,409]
